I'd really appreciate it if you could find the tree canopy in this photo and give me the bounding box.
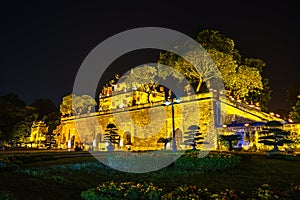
[287,80,300,109]
[0,94,37,143]
[31,98,60,137]
[158,29,270,110]
[60,94,97,116]
[31,98,58,120]
[289,95,300,122]
[124,65,158,90]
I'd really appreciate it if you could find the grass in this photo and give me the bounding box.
[0,151,300,199]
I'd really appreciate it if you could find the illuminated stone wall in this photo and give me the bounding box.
[99,90,165,111]
[60,94,214,151]
[30,121,48,148]
[58,92,290,151]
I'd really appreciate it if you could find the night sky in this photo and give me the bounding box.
[0,1,299,113]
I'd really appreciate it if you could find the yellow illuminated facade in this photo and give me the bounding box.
[49,91,300,152]
[30,121,48,148]
[30,74,299,151]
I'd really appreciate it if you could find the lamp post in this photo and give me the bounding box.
[164,98,180,152]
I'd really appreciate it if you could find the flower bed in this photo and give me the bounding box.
[81,182,162,200]
[82,182,300,200]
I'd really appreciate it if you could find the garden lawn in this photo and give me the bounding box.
[0,152,299,199]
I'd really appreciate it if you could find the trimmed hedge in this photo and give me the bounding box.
[268,154,300,161]
[174,156,241,171]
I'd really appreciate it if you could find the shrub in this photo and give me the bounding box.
[0,159,19,171]
[83,183,247,200]
[255,184,279,200]
[81,189,102,200]
[0,190,16,200]
[286,184,300,199]
[268,154,300,161]
[174,156,240,171]
[162,185,242,200]
[161,185,211,199]
[81,182,163,200]
[51,175,70,184]
[182,150,237,159]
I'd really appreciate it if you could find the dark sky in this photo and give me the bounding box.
[0,1,299,113]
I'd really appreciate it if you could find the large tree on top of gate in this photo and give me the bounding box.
[158,29,270,111]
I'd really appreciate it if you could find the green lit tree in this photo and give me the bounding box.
[158,48,227,93]
[286,131,300,153]
[0,94,38,144]
[231,65,263,99]
[11,111,38,145]
[158,30,240,93]
[242,58,271,111]
[258,121,294,153]
[60,94,97,116]
[81,95,97,113]
[287,80,300,108]
[261,78,272,112]
[60,94,74,116]
[42,112,60,149]
[32,98,60,148]
[158,29,266,104]
[219,134,242,151]
[31,98,58,118]
[289,96,300,122]
[195,29,241,62]
[243,58,266,73]
[123,65,158,103]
